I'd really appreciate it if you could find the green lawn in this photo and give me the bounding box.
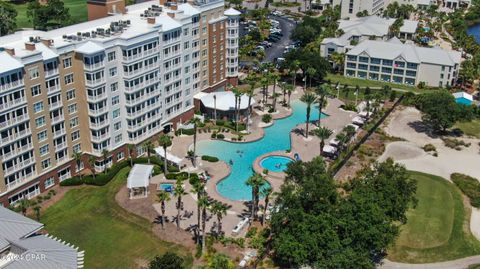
[325,73,421,93]
[7,0,87,29]
[40,167,193,269]
[454,119,480,139]
[388,171,480,263]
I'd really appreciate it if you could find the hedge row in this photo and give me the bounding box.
[451,173,480,208]
[175,128,195,136]
[165,172,199,181]
[201,155,219,162]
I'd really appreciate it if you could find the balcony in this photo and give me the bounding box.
[58,171,72,181]
[0,97,27,111]
[51,114,65,124]
[0,114,29,129]
[88,106,108,116]
[54,142,67,151]
[0,129,31,145]
[87,92,108,102]
[122,48,160,62]
[84,61,105,71]
[3,157,35,176]
[5,172,35,192]
[49,100,63,110]
[124,68,144,78]
[47,84,61,94]
[163,50,182,60]
[44,68,59,78]
[53,128,66,138]
[125,91,158,106]
[0,79,24,92]
[90,120,109,129]
[126,102,160,118]
[85,77,106,87]
[227,22,239,28]
[91,132,109,142]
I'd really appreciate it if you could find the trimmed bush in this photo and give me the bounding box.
[262,114,272,123]
[175,128,195,136]
[168,165,180,173]
[422,144,436,152]
[216,133,225,139]
[202,155,219,162]
[451,173,480,207]
[60,176,84,186]
[83,161,130,186]
[211,132,217,139]
[216,120,225,126]
[165,173,177,180]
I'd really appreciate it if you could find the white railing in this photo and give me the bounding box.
[3,157,35,175]
[84,62,105,71]
[53,128,66,138]
[55,142,67,151]
[5,172,35,192]
[0,79,24,91]
[0,114,29,129]
[89,106,108,116]
[45,68,59,77]
[87,92,107,102]
[90,120,109,128]
[126,102,159,118]
[47,84,61,93]
[51,114,65,124]
[49,101,63,110]
[0,129,31,145]
[91,132,109,142]
[85,78,106,87]
[125,91,158,105]
[0,97,27,111]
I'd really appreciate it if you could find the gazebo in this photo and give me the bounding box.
[127,164,154,199]
[194,91,255,121]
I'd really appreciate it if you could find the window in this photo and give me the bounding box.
[183,28,188,36]
[37,130,48,142]
[112,109,120,119]
[114,122,121,131]
[112,96,120,106]
[110,82,118,92]
[68,103,77,114]
[202,27,207,34]
[73,144,81,153]
[69,117,79,128]
[108,51,116,61]
[63,58,72,68]
[202,15,206,23]
[29,67,39,79]
[31,85,41,96]
[184,42,190,49]
[109,67,117,77]
[40,144,49,156]
[35,116,46,128]
[44,177,55,189]
[41,159,51,169]
[33,101,44,113]
[71,130,80,141]
[114,134,122,143]
[66,89,76,100]
[117,151,125,161]
[64,74,74,85]
[202,39,207,46]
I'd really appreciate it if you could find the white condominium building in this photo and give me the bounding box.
[344,38,461,87]
[0,0,239,205]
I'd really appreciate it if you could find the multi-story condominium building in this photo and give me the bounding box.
[320,15,418,58]
[0,0,239,206]
[344,38,461,87]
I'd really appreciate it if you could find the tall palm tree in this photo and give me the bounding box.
[270,71,280,103]
[343,84,349,99]
[330,52,345,73]
[315,84,330,127]
[144,140,153,164]
[173,179,186,230]
[300,92,317,138]
[335,133,349,151]
[286,84,294,108]
[213,94,217,124]
[365,91,372,121]
[127,144,135,167]
[101,149,109,173]
[246,80,256,133]
[210,201,228,235]
[33,205,41,221]
[18,198,30,216]
[306,67,316,88]
[72,151,83,179]
[231,86,241,132]
[156,191,171,230]
[190,178,205,243]
[198,196,210,250]
[260,76,269,111]
[158,135,171,174]
[272,92,281,112]
[88,155,96,179]
[190,117,201,167]
[312,127,333,155]
[290,60,300,90]
[246,173,266,221]
[261,186,272,226]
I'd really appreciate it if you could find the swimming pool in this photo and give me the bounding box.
[159,183,174,192]
[260,156,293,172]
[197,100,327,200]
[455,97,473,106]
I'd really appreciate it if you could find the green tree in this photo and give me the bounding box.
[285,48,331,84]
[27,0,70,30]
[173,179,186,230]
[210,201,228,235]
[88,155,96,179]
[312,127,333,155]
[72,151,83,180]
[127,144,135,167]
[0,2,17,36]
[246,173,267,221]
[190,117,201,167]
[205,253,235,269]
[156,191,171,230]
[261,186,273,225]
[415,91,460,133]
[18,199,30,216]
[315,84,330,126]
[198,195,210,250]
[149,252,184,269]
[158,135,172,174]
[144,140,154,164]
[101,149,109,173]
[33,205,41,221]
[300,92,317,138]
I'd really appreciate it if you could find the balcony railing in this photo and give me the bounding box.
[45,68,59,77]
[3,157,35,175]
[85,78,106,87]
[125,91,158,106]
[5,172,35,192]
[87,92,107,102]
[51,114,65,124]
[0,114,29,129]
[53,128,66,138]
[84,61,105,71]
[91,132,109,142]
[54,142,67,151]
[49,101,63,110]
[88,106,108,116]
[0,79,24,92]
[122,47,160,62]
[0,97,27,111]
[0,129,31,145]
[90,120,109,129]
[126,102,160,118]
[47,85,61,94]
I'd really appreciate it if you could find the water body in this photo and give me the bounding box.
[467,23,480,43]
[197,100,327,201]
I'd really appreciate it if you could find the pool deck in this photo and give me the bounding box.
[252,151,291,181]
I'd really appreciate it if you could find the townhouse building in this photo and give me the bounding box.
[0,0,239,205]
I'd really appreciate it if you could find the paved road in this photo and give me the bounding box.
[264,15,296,63]
[379,256,480,269]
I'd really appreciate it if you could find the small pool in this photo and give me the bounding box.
[456,97,473,106]
[159,183,174,192]
[260,156,293,172]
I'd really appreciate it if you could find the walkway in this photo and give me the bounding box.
[379,256,480,269]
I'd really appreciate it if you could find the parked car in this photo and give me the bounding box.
[260,41,272,48]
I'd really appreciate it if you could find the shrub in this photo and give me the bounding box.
[152,166,162,176]
[84,161,130,186]
[389,91,396,102]
[451,173,480,207]
[216,120,225,126]
[211,132,217,139]
[176,128,195,136]
[60,176,84,186]
[168,165,180,173]
[268,108,274,113]
[340,103,357,112]
[422,144,436,152]
[216,133,225,139]
[442,138,470,149]
[165,173,177,180]
[202,155,219,162]
[262,114,272,123]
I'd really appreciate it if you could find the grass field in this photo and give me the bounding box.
[8,0,87,29]
[388,171,480,263]
[40,167,193,269]
[454,119,480,139]
[325,73,421,93]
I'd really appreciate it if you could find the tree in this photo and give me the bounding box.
[144,140,154,164]
[330,52,345,73]
[27,0,70,30]
[190,177,205,242]
[156,191,171,230]
[245,74,256,132]
[173,179,186,230]
[149,252,184,269]
[285,48,331,84]
[315,84,330,126]
[198,195,210,250]
[415,91,460,133]
[33,205,41,221]
[0,2,17,36]
[190,117,201,167]
[300,92,317,138]
[312,127,333,155]
[210,201,228,235]
[158,135,172,174]
[260,75,269,111]
[261,186,272,225]
[270,71,280,109]
[88,155,96,179]
[101,149,109,173]
[285,84,294,108]
[205,253,235,269]
[246,173,267,221]
[213,94,217,124]
[306,67,316,88]
[127,144,135,167]
[18,199,30,216]
[72,151,83,180]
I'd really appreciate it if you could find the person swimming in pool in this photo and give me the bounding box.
[229,159,234,165]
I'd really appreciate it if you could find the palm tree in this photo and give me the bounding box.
[270,71,280,103]
[33,205,41,221]
[144,140,153,164]
[272,92,281,112]
[158,135,171,174]
[335,133,349,151]
[190,117,201,167]
[18,199,30,216]
[246,173,266,221]
[190,178,205,243]
[88,155,96,179]
[365,91,372,121]
[127,144,135,167]
[330,52,345,73]
[246,79,255,133]
[315,84,330,127]
[343,84,349,99]
[285,84,294,108]
[210,201,228,235]
[300,92,317,138]
[260,76,269,111]
[289,60,300,90]
[231,86,242,132]
[101,149,109,173]
[306,67,316,88]
[72,151,83,179]
[173,179,186,230]
[312,127,333,155]
[213,94,217,124]
[156,191,171,229]
[198,196,210,250]
[261,186,272,225]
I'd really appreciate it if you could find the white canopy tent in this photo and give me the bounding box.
[352,116,365,126]
[127,164,154,199]
[322,145,337,156]
[154,147,183,167]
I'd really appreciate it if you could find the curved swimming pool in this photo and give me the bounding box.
[197,100,327,201]
[260,156,293,172]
